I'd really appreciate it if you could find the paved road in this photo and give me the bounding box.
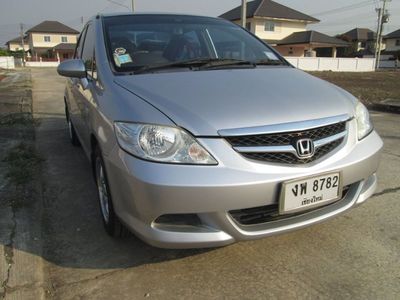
[27,68,400,299]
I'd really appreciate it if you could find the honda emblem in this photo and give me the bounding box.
[295,138,315,158]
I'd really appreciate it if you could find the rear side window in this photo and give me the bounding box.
[81,23,97,79]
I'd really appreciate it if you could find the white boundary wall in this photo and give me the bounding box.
[0,57,15,69]
[285,57,376,72]
[26,61,59,67]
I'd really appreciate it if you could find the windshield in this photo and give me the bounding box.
[103,15,285,73]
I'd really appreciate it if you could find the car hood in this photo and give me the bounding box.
[114,67,356,136]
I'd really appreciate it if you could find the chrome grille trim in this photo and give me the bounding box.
[233,131,347,155]
[313,131,347,148]
[218,114,351,137]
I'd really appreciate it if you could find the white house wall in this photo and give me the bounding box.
[29,33,78,49]
[234,18,307,40]
[385,38,400,52]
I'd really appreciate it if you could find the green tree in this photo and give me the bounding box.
[0,48,11,56]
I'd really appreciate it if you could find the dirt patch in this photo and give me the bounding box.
[309,71,400,106]
[0,75,6,82]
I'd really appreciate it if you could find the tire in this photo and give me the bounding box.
[65,104,80,147]
[94,146,129,237]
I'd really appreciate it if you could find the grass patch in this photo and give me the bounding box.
[309,71,400,105]
[0,113,38,127]
[3,142,43,185]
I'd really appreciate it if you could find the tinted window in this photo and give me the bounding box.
[103,15,282,72]
[75,27,87,59]
[81,23,96,78]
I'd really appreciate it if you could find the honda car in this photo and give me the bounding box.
[57,14,383,248]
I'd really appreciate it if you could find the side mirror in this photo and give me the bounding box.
[57,59,86,78]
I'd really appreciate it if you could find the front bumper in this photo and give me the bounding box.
[104,128,383,249]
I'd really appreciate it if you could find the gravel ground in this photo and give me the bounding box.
[310,71,400,106]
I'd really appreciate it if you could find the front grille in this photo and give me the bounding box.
[225,121,347,164]
[226,122,346,147]
[242,138,344,164]
[230,185,351,225]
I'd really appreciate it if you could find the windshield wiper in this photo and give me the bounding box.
[133,58,255,74]
[254,59,285,66]
[133,58,284,74]
[198,59,257,70]
[133,58,219,74]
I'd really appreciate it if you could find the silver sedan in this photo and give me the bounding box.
[57,13,383,248]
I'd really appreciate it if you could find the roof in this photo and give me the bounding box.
[7,37,22,43]
[277,31,350,47]
[263,39,281,45]
[342,28,376,41]
[26,21,79,34]
[53,43,76,51]
[384,29,400,39]
[6,36,28,45]
[219,0,319,23]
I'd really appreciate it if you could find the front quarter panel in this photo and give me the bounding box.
[89,80,176,157]
[88,17,176,158]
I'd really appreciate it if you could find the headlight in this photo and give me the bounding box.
[114,122,217,165]
[355,101,373,140]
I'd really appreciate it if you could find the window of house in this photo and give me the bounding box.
[44,36,51,42]
[61,36,68,43]
[264,21,275,32]
[246,22,251,31]
[396,39,400,46]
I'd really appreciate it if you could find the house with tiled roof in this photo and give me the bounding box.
[220,0,348,57]
[384,29,400,53]
[339,28,377,55]
[26,21,79,60]
[5,36,29,52]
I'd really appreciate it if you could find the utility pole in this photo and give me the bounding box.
[241,0,247,28]
[20,23,26,67]
[375,0,390,69]
[131,0,135,12]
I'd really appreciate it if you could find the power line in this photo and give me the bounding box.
[314,13,377,26]
[104,0,130,10]
[311,0,376,16]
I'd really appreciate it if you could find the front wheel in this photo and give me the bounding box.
[94,147,129,237]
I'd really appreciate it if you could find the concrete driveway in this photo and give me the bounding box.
[19,68,400,299]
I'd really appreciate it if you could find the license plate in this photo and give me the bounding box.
[279,172,342,214]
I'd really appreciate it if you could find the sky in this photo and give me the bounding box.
[1,0,399,46]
